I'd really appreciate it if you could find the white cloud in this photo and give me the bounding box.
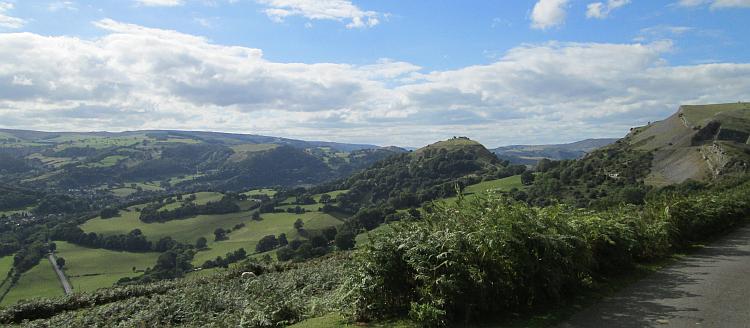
[677,0,750,8]
[48,1,78,12]
[531,0,569,30]
[135,0,184,7]
[255,0,381,28]
[0,20,749,147]
[0,2,25,29]
[586,0,630,19]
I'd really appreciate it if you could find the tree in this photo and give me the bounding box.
[294,218,304,230]
[56,257,65,268]
[335,230,355,250]
[214,228,227,241]
[521,171,535,186]
[256,235,279,253]
[252,211,261,221]
[195,237,208,250]
[278,233,288,246]
[319,194,332,203]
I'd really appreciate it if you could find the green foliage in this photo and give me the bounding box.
[1,256,349,327]
[348,180,750,326]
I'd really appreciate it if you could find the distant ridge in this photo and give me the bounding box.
[492,138,618,165]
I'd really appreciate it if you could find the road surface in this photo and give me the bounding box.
[48,253,72,295]
[560,225,750,328]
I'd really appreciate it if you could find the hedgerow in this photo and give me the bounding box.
[348,180,750,326]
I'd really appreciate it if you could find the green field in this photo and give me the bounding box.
[159,192,224,211]
[82,155,127,168]
[54,241,159,293]
[81,207,253,244]
[1,260,63,306]
[312,189,348,202]
[0,206,34,217]
[464,175,524,194]
[242,188,277,197]
[111,188,137,197]
[0,256,13,294]
[193,211,343,265]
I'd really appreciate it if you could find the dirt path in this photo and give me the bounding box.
[48,253,72,295]
[559,225,750,327]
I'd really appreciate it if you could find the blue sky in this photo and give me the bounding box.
[0,0,748,147]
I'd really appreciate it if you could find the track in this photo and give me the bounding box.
[48,253,72,295]
[559,225,750,327]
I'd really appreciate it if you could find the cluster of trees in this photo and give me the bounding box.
[324,142,525,232]
[0,153,31,175]
[51,225,153,252]
[0,186,38,212]
[201,248,247,269]
[275,226,355,262]
[139,196,240,223]
[519,145,653,208]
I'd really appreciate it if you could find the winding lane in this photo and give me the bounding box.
[560,225,750,327]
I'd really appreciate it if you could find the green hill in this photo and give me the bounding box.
[627,102,750,186]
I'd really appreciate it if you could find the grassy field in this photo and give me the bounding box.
[1,260,63,307]
[54,241,159,293]
[159,192,224,211]
[111,188,137,197]
[82,155,127,168]
[168,174,206,185]
[0,206,34,217]
[441,175,525,204]
[228,144,279,162]
[81,207,253,244]
[242,188,277,197]
[193,211,343,265]
[0,256,13,293]
[312,189,348,202]
[681,102,750,126]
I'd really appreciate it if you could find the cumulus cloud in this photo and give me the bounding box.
[255,0,380,28]
[677,0,750,8]
[586,0,630,19]
[531,0,569,30]
[0,20,749,147]
[0,2,25,29]
[135,0,184,7]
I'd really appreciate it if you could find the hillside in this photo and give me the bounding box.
[331,137,526,228]
[0,129,403,198]
[492,138,618,165]
[626,102,750,186]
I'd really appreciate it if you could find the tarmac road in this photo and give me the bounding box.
[49,253,73,295]
[560,225,750,328]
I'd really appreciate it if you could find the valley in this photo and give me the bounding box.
[0,104,748,327]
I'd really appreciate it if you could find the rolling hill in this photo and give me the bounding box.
[492,138,618,165]
[0,129,404,197]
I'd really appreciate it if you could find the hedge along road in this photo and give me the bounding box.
[559,225,750,328]
[48,253,72,295]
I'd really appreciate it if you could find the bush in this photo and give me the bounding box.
[348,181,750,326]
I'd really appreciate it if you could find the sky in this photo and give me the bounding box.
[0,0,748,148]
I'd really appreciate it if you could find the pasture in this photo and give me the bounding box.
[54,241,159,293]
[1,260,62,307]
[193,211,343,265]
